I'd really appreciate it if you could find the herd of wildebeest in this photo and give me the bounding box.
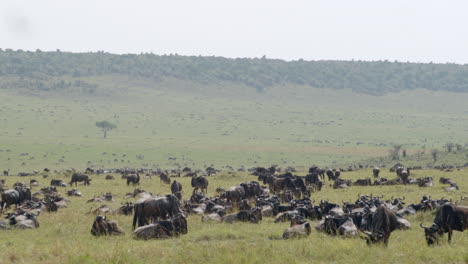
[0,164,466,246]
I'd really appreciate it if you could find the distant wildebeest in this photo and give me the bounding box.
[171,180,183,200]
[283,216,312,239]
[334,169,341,179]
[159,172,171,184]
[126,174,140,186]
[360,205,398,246]
[134,214,187,240]
[105,175,114,180]
[50,179,66,187]
[30,179,39,187]
[354,178,372,186]
[116,202,134,215]
[420,203,468,245]
[191,176,208,194]
[0,187,32,213]
[3,169,9,177]
[90,215,124,236]
[1,211,40,229]
[222,208,262,224]
[225,185,246,206]
[326,169,334,181]
[70,173,91,186]
[132,194,183,229]
[373,167,380,178]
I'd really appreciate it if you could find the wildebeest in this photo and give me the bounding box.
[50,179,67,187]
[105,175,114,180]
[0,187,32,213]
[191,176,208,194]
[2,212,40,229]
[354,178,372,186]
[225,185,246,206]
[283,220,311,239]
[159,172,171,184]
[66,189,82,197]
[132,194,183,229]
[171,180,183,200]
[420,203,468,245]
[373,167,380,178]
[222,208,262,224]
[134,214,187,240]
[126,174,140,185]
[115,202,134,215]
[70,173,91,186]
[360,205,398,246]
[90,215,125,236]
[3,169,9,176]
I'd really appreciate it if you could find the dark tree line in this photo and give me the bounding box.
[0,49,467,95]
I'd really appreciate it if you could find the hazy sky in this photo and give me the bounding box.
[1,0,467,63]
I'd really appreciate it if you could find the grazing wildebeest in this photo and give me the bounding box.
[191,176,208,194]
[126,174,140,186]
[134,214,188,240]
[70,173,91,186]
[3,169,9,177]
[91,215,125,236]
[132,194,182,229]
[159,172,171,184]
[361,205,398,246]
[420,203,468,245]
[171,180,183,200]
[0,187,32,213]
[373,167,380,178]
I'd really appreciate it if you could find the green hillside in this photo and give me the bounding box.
[1,49,468,96]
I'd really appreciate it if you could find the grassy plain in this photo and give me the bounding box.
[0,80,467,171]
[0,168,466,264]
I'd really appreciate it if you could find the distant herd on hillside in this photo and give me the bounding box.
[0,164,466,246]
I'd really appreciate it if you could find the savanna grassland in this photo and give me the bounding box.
[0,85,467,171]
[0,168,466,264]
[0,52,467,264]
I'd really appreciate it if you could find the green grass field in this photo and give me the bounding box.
[1,81,467,171]
[0,168,466,264]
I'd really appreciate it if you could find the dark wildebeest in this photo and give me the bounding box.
[326,169,334,181]
[91,215,125,236]
[70,173,91,186]
[361,205,398,246]
[126,174,140,186]
[159,172,171,184]
[225,185,246,206]
[132,194,182,229]
[191,176,208,194]
[50,179,66,187]
[334,169,341,179]
[3,170,8,177]
[134,214,188,240]
[420,203,468,245]
[171,180,183,200]
[240,181,263,199]
[354,178,372,186]
[373,167,380,178]
[0,187,32,213]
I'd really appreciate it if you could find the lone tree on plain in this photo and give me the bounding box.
[96,121,116,138]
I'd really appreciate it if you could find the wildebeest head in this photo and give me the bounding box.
[420,223,442,246]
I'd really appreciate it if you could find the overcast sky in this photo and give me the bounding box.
[1,0,467,63]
